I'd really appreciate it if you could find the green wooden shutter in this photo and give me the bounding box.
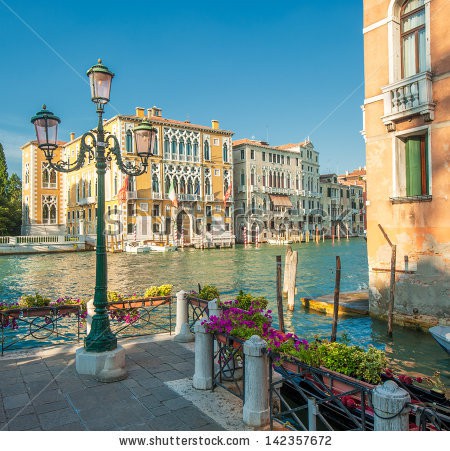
[406,137,422,196]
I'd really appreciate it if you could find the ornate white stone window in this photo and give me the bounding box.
[42,162,57,189]
[42,195,57,224]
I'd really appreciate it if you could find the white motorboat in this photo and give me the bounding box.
[125,242,151,253]
[147,243,177,252]
[267,238,293,245]
[429,325,450,354]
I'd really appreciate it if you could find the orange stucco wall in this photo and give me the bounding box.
[364,0,450,326]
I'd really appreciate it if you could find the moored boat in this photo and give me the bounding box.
[267,238,293,245]
[429,325,450,354]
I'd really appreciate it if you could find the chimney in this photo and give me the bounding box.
[135,107,145,118]
[70,132,75,141]
[147,106,162,118]
[211,120,219,130]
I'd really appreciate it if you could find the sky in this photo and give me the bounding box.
[0,0,365,177]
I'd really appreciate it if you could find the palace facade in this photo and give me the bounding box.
[20,140,66,235]
[23,106,234,248]
[232,139,324,243]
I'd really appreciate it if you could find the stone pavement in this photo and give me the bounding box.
[0,334,231,431]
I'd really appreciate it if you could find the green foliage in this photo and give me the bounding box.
[18,293,51,308]
[0,143,22,236]
[144,284,173,298]
[107,291,123,302]
[234,290,269,310]
[284,340,387,384]
[198,285,220,301]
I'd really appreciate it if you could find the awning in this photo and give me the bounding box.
[269,194,292,208]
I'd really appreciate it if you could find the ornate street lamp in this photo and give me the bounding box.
[31,59,157,357]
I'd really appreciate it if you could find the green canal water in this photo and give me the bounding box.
[0,238,448,382]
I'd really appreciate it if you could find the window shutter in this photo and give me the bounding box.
[406,137,422,196]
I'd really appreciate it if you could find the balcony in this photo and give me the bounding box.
[238,185,246,193]
[152,192,162,200]
[382,72,435,129]
[178,194,200,202]
[205,194,214,202]
[77,196,96,206]
[127,191,138,200]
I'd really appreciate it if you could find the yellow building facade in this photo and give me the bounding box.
[363,0,450,327]
[63,106,234,248]
[20,140,66,235]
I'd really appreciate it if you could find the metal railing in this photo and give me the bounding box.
[186,296,209,331]
[107,296,174,338]
[0,305,81,355]
[212,333,245,400]
[269,355,373,431]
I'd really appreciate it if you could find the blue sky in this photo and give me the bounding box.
[0,0,365,176]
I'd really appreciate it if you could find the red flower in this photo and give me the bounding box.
[415,376,423,383]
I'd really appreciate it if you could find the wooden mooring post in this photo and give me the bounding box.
[330,256,341,342]
[378,224,397,337]
[283,246,298,311]
[276,255,285,333]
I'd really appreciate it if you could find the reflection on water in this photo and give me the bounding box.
[0,238,448,382]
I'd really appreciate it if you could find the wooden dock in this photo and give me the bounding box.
[301,291,369,316]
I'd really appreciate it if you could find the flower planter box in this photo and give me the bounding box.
[109,296,171,310]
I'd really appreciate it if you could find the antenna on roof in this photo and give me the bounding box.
[266,126,269,144]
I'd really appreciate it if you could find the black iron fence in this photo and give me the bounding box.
[0,305,81,355]
[107,296,174,338]
[186,295,209,331]
[212,333,245,400]
[269,354,374,431]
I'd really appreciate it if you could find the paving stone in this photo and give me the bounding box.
[27,380,59,395]
[151,385,180,402]
[22,371,54,383]
[5,404,35,418]
[0,383,28,396]
[147,412,187,431]
[140,394,161,408]
[154,369,185,382]
[127,385,152,398]
[121,422,154,431]
[135,377,164,389]
[147,363,174,374]
[20,363,48,375]
[34,400,69,414]
[38,407,79,430]
[7,413,40,431]
[3,393,30,410]
[174,406,214,428]
[192,422,224,431]
[31,388,64,405]
[162,396,192,411]
[49,421,85,431]
[109,405,154,427]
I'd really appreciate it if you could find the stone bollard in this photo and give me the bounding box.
[243,335,269,427]
[174,290,194,342]
[193,320,213,390]
[372,380,410,431]
[85,299,95,335]
[208,298,221,319]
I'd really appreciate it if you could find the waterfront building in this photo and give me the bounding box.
[20,140,66,235]
[25,106,234,248]
[319,174,353,237]
[363,0,449,325]
[337,167,367,234]
[232,138,321,243]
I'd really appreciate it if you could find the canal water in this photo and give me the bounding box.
[0,238,448,382]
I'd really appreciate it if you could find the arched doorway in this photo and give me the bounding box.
[176,210,191,245]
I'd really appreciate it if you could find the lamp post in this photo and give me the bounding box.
[31,59,157,364]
